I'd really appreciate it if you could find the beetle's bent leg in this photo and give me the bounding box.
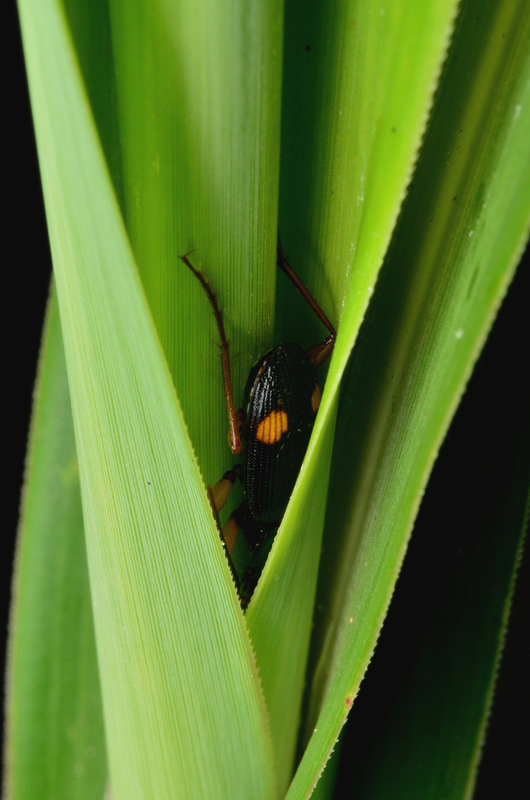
[207,485,239,588]
[179,253,241,453]
[210,469,238,515]
[231,409,246,448]
[222,516,238,555]
[306,335,336,369]
[208,470,239,555]
[276,236,336,367]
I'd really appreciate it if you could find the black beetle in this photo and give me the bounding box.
[180,240,335,606]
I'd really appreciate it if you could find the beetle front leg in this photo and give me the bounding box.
[221,515,238,556]
[210,469,238,515]
[208,470,241,556]
[205,480,240,592]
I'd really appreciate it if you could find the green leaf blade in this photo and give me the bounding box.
[17,0,276,797]
[5,291,106,800]
[289,1,530,796]
[337,262,530,800]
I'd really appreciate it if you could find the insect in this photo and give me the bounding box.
[179,239,336,607]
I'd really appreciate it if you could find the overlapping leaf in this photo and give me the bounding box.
[287,2,530,796]
[5,292,106,800]
[16,1,276,797]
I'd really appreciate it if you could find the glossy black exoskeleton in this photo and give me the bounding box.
[180,240,335,607]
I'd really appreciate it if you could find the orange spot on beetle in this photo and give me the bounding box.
[256,410,289,444]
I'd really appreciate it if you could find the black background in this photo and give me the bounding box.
[4,0,528,795]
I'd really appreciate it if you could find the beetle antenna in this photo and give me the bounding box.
[179,253,241,453]
[276,236,336,368]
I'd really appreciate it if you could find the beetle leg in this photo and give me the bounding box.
[222,516,238,555]
[210,469,238,514]
[276,236,336,367]
[306,334,335,369]
[207,485,239,588]
[179,253,242,454]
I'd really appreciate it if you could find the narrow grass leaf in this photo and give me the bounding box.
[5,291,106,800]
[17,1,276,797]
[246,1,458,791]
[288,1,530,796]
[338,253,530,799]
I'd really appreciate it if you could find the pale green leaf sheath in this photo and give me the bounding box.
[17,1,276,798]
